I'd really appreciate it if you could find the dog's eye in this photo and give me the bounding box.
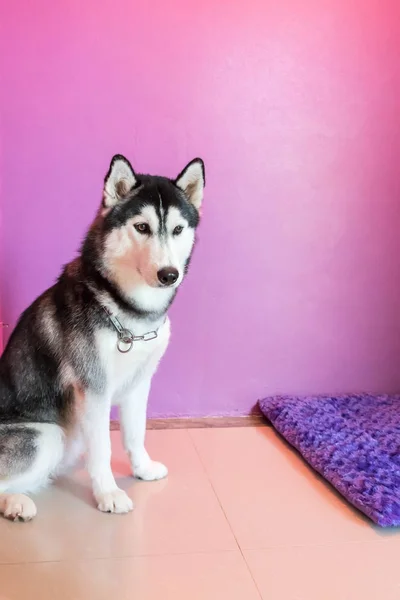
[173,225,184,235]
[134,223,151,235]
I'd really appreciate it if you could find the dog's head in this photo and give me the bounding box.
[92,154,205,306]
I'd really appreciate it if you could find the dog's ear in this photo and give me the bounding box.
[103,154,137,207]
[175,158,205,210]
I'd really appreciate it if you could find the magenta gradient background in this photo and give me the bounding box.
[1,1,400,417]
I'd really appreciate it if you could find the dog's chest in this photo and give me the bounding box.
[95,318,170,398]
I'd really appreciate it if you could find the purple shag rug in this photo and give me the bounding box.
[259,394,400,527]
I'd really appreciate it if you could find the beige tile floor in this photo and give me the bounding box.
[0,427,399,599]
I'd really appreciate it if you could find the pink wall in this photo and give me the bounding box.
[1,1,400,417]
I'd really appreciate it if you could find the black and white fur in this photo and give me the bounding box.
[0,154,205,521]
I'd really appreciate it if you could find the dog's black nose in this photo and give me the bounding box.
[157,267,179,286]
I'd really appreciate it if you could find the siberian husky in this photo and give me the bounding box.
[0,154,205,521]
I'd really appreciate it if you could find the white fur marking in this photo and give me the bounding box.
[158,192,164,228]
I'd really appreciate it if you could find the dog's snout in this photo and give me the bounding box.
[157,267,179,286]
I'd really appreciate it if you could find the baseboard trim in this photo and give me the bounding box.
[110,415,268,430]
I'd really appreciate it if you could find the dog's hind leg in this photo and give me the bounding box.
[0,423,65,521]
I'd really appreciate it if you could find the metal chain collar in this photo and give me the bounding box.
[103,307,159,354]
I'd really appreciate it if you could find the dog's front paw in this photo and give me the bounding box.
[134,460,168,481]
[96,488,134,514]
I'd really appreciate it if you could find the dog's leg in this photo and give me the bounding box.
[120,378,168,481]
[82,394,133,514]
[0,423,65,521]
